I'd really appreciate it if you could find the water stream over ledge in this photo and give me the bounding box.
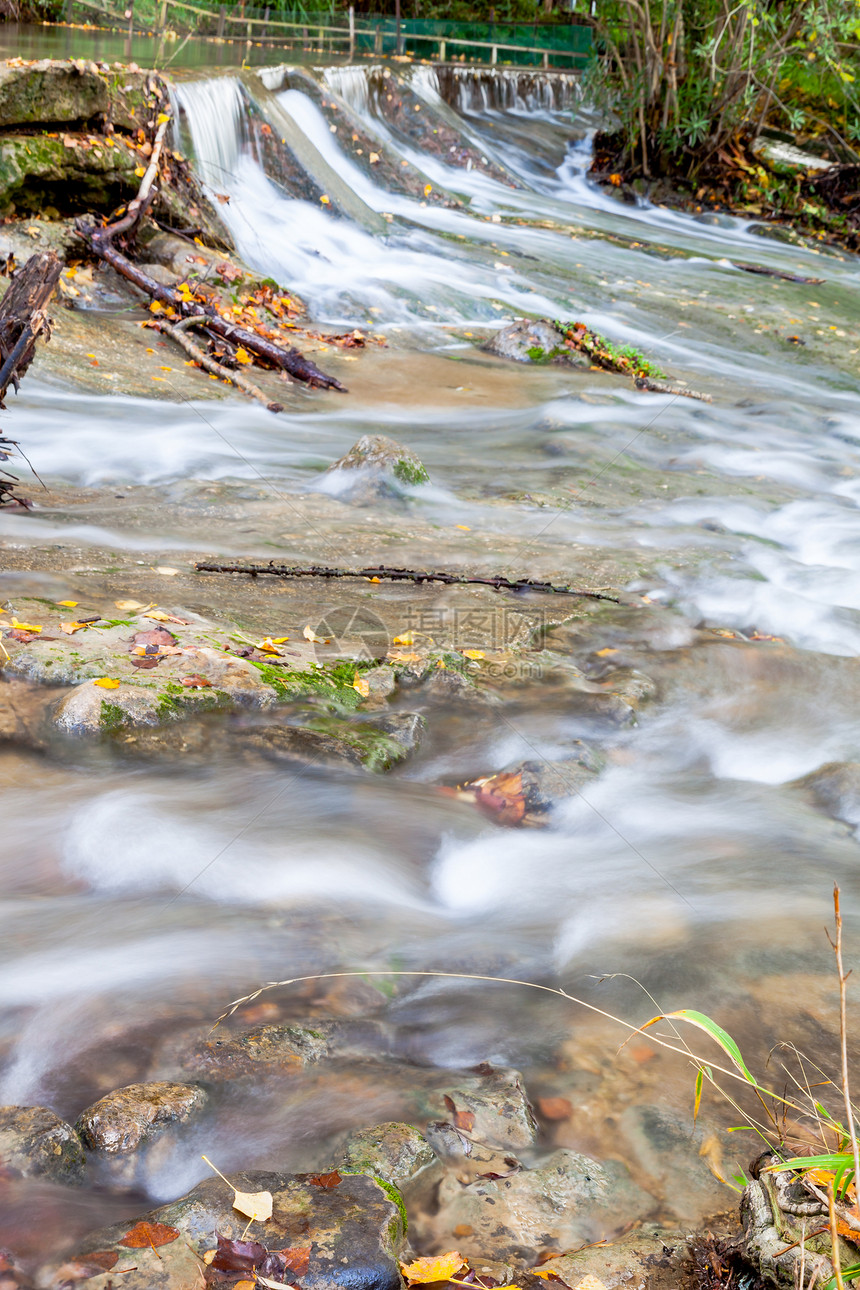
[2,38,860,1274]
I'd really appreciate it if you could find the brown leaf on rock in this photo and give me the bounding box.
[119,1220,180,1248]
[131,655,161,669]
[131,627,176,650]
[180,674,212,687]
[444,1095,476,1132]
[307,1170,342,1189]
[53,1250,120,1281]
[210,1232,267,1272]
[278,1245,311,1276]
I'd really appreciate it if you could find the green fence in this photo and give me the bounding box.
[68,0,592,68]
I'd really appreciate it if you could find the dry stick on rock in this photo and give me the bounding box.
[0,250,63,506]
[155,315,285,412]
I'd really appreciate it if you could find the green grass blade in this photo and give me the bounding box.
[642,1009,758,1083]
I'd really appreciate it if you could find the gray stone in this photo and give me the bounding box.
[618,1105,731,1222]
[321,434,429,500]
[538,1226,692,1290]
[482,318,587,365]
[37,1170,406,1290]
[337,1122,436,1188]
[52,680,162,734]
[0,60,109,127]
[0,1105,85,1182]
[432,1068,537,1149]
[506,746,603,814]
[793,761,860,826]
[75,1081,207,1154]
[160,1022,330,1082]
[427,1147,655,1261]
[358,665,398,708]
[238,723,368,771]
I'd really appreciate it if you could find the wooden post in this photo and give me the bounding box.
[217,2,225,36]
[542,49,549,66]
[374,22,381,53]
[65,0,73,21]
[491,43,497,63]
[395,0,401,54]
[438,37,445,59]
[262,5,269,36]
[125,0,134,39]
[159,0,167,27]
[348,3,354,57]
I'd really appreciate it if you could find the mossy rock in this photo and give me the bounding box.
[0,133,139,216]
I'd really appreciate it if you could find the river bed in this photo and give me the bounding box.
[1,33,860,1275]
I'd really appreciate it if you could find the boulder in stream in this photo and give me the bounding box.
[0,1105,85,1182]
[429,1067,537,1150]
[38,1169,407,1290]
[427,1146,655,1261]
[537,1226,692,1290]
[153,1021,331,1083]
[793,760,860,826]
[483,319,588,365]
[336,1121,436,1188]
[75,1081,208,1155]
[321,434,430,501]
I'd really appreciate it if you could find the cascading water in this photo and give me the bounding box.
[3,32,860,1277]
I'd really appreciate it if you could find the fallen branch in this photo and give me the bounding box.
[0,250,62,507]
[555,319,712,402]
[154,315,284,412]
[75,112,345,394]
[195,561,619,601]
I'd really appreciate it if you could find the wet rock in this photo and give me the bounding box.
[598,666,658,708]
[38,1169,406,1290]
[793,761,860,826]
[0,133,139,217]
[618,1105,730,1222]
[52,680,161,734]
[538,1226,692,1290]
[0,676,53,750]
[75,1081,207,1154]
[0,59,110,127]
[741,1164,841,1288]
[238,723,368,771]
[507,745,603,814]
[482,319,587,365]
[428,1147,655,1261]
[431,1068,537,1150]
[359,712,425,765]
[0,1105,85,1182]
[155,1022,330,1082]
[358,665,398,708]
[321,434,430,501]
[336,1122,436,1188]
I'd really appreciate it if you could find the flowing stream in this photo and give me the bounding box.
[2,40,860,1265]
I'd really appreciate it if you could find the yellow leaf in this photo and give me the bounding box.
[202,1250,216,1265]
[571,1278,608,1290]
[369,152,380,163]
[11,618,41,632]
[56,600,78,607]
[149,300,163,313]
[401,1252,466,1284]
[201,1156,272,1224]
[60,621,87,634]
[387,649,421,663]
[235,347,253,365]
[115,599,148,611]
[353,671,370,697]
[232,1188,273,1222]
[270,636,290,644]
[259,637,283,654]
[595,647,617,657]
[424,184,432,196]
[320,194,330,204]
[93,677,120,689]
[461,649,484,660]
[392,632,413,646]
[303,625,324,643]
[234,1283,256,1290]
[532,1273,557,1281]
[455,524,471,531]
[154,567,180,575]
[156,111,171,124]
[144,610,171,621]
[134,164,145,177]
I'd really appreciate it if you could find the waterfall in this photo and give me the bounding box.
[174,76,248,193]
[321,64,374,115]
[434,66,581,114]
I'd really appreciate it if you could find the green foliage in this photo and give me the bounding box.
[590,0,860,181]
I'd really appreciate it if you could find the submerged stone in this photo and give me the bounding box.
[159,1022,331,1082]
[38,1169,407,1290]
[0,1105,85,1182]
[53,680,162,734]
[430,1067,537,1150]
[793,760,860,826]
[538,1226,692,1290]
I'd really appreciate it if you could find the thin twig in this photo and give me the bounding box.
[830,886,860,1198]
[827,1179,845,1290]
[154,315,284,412]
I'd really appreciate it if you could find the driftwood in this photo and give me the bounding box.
[75,117,345,396]
[0,251,62,506]
[154,315,285,412]
[554,320,712,403]
[195,561,619,601]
